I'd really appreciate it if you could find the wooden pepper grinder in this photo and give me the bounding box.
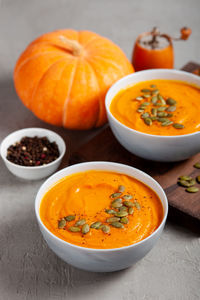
[132,27,192,71]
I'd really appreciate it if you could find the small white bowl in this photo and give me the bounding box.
[35,161,168,272]
[0,128,66,180]
[105,69,200,162]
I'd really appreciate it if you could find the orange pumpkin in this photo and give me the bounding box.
[14,30,134,129]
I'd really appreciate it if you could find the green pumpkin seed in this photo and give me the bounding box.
[137,108,144,113]
[120,217,129,224]
[128,207,134,215]
[166,98,177,105]
[186,187,199,193]
[143,94,151,98]
[118,185,125,192]
[75,219,86,226]
[166,106,176,112]
[141,112,150,119]
[196,176,200,183]
[110,192,122,198]
[141,88,151,93]
[150,84,157,88]
[162,120,173,126]
[157,112,168,117]
[82,224,90,234]
[155,102,163,106]
[135,202,141,210]
[111,198,122,208]
[152,89,159,94]
[107,217,120,223]
[194,162,200,169]
[157,117,170,123]
[111,222,124,228]
[123,200,134,207]
[119,206,128,212]
[58,219,66,229]
[142,102,150,106]
[150,116,158,121]
[69,226,81,232]
[178,179,195,187]
[123,194,133,200]
[173,123,184,129]
[166,113,173,117]
[105,209,116,214]
[90,221,102,229]
[144,118,152,126]
[157,106,166,112]
[115,211,128,217]
[65,215,76,222]
[101,225,110,233]
[151,108,157,116]
[151,95,158,104]
[179,175,193,181]
[135,96,144,101]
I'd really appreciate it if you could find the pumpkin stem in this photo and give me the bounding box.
[59,35,83,56]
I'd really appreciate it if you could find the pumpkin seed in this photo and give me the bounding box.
[141,112,150,119]
[157,117,170,123]
[135,96,144,101]
[110,192,122,198]
[115,210,128,217]
[123,200,134,207]
[196,176,200,183]
[161,120,173,126]
[194,162,200,169]
[141,88,151,93]
[150,116,158,121]
[143,94,151,98]
[150,84,157,88]
[111,222,124,228]
[75,219,86,226]
[65,215,76,222]
[58,218,66,229]
[178,179,195,187]
[118,185,125,192]
[111,198,122,208]
[157,112,168,117]
[155,102,163,106]
[90,221,102,229]
[186,187,199,193]
[179,175,193,181]
[137,108,144,113]
[135,202,141,210]
[128,207,134,215]
[120,217,129,224]
[142,102,150,106]
[119,206,128,212]
[107,217,120,223]
[101,225,110,233]
[166,106,176,112]
[166,98,177,105]
[157,94,166,105]
[151,95,158,104]
[157,107,166,112]
[123,194,133,200]
[166,113,173,117]
[82,224,90,234]
[173,123,184,129]
[151,108,157,116]
[105,209,116,214]
[69,226,81,232]
[144,118,152,126]
[152,89,159,94]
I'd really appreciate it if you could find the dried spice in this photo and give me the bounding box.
[6,136,59,166]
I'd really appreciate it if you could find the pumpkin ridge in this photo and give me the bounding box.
[30,57,69,110]
[83,36,102,50]
[62,59,78,126]
[88,55,125,76]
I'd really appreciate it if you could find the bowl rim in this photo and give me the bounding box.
[0,127,66,170]
[105,69,200,139]
[35,161,168,252]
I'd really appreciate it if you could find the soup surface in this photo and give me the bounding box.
[110,79,200,136]
[40,170,163,249]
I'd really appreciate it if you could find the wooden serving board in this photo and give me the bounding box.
[70,62,200,221]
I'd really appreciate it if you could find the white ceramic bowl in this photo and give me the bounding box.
[35,161,168,272]
[105,69,200,162]
[0,128,66,180]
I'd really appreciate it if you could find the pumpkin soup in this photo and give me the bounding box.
[110,79,200,136]
[40,170,163,249]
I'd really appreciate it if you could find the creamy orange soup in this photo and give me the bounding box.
[110,79,200,136]
[40,170,163,249]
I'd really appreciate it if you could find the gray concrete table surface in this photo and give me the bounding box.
[0,0,200,299]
